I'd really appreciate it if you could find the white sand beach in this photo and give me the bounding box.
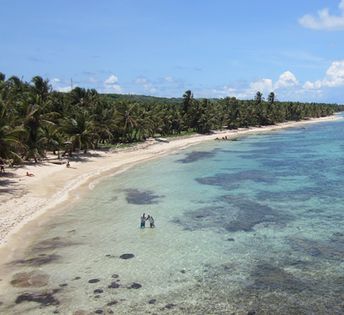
[0,115,341,250]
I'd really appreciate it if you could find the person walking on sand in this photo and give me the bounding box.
[140,213,147,229]
[66,161,70,168]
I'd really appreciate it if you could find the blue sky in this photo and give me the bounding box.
[1,0,344,102]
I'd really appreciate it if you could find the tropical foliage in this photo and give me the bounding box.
[0,72,342,164]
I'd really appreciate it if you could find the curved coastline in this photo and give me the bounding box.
[0,115,341,254]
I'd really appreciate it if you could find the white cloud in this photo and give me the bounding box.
[249,78,274,95]
[243,71,298,97]
[303,60,344,89]
[107,84,123,93]
[135,77,157,93]
[104,74,119,85]
[103,74,122,93]
[57,86,72,92]
[275,71,299,89]
[208,70,300,99]
[324,60,344,86]
[209,86,238,98]
[303,81,321,90]
[50,77,72,92]
[299,0,344,30]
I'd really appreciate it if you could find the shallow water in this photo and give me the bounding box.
[1,118,344,314]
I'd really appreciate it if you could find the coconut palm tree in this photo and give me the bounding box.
[31,76,51,101]
[60,110,98,154]
[0,102,25,163]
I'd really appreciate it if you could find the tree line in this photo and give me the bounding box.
[0,73,342,164]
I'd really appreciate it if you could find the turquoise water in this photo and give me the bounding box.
[1,117,344,314]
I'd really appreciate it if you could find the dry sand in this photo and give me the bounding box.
[0,115,341,248]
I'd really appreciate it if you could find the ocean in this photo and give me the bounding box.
[1,117,344,314]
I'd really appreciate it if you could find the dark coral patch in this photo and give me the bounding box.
[12,254,61,266]
[289,236,344,261]
[164,303,176,310]
[173,195,291,232]
[120,253,134,259]
[105,254,115,258]
[249,263,305,293]
[128,282,142,289]
[88,279,100,284]
[124,189,163,205]
[94,289,103,294]
[221,197,288,232]
[32,237,79,252]
[177,149,219,163]
[257,180,343,202]
[196,170,276,190]
[15,290,60,306]
[108,282,120,289]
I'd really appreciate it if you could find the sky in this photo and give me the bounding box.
[0,0,344,103]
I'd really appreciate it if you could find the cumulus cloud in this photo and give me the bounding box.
[249,78,274,95]
[104,74,119,85]
[50,77,73,92]
[275,71,299,89]
[303,60,344,89]
[243,71,298,98]
[299,0,344,30]
[57,86,73,92]
[104,74,122,93]
[208,70,300,99]
[135,77,157,93]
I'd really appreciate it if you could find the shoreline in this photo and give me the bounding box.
[0,114,341,251]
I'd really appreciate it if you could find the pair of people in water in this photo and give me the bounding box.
[140,213,155,228]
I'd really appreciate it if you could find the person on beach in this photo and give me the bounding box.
[0,164,4,173]
[148,215,155,228]
[26,171,34,177]
[140,213,147,228]
[66,161,70,168]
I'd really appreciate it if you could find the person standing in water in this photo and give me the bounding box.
[148,215,155,228]
[140,213,146,228]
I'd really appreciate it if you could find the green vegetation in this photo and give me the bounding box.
[0,73,342,164]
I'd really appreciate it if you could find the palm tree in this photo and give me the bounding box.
[116,102,139,142]
[31,76,51,101]
[22,100,45,162]
[40,123,63,158]
[255,91,263,105]
[60,110,98,154]
[182,90,193,113]
[0,102,25,163]
[268,92,275,105]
